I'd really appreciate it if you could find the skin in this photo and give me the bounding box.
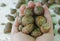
[11,4,54,41]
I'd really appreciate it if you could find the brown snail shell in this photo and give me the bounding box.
[40,23,50,33]
[22,16,34,26]
[22,24,34,34]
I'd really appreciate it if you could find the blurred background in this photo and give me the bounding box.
[0,0,60,41]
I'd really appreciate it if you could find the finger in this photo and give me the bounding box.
[20,4,26,16]
[11,17,20,34]
[28,1,35,8]
[43,5,53,33]
[35,2,42,6]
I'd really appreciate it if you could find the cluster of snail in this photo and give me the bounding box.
[17,1,51,38]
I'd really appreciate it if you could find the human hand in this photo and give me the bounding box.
[36,4,54,41]
[11,1,54,41]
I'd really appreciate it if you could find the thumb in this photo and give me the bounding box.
[43,5,53,33]
[11,16,20,34]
